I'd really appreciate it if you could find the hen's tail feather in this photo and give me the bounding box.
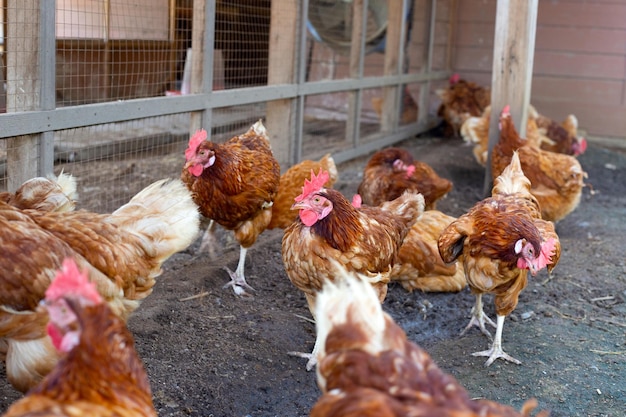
[491,151,532,198]
[379,190,425,226]
[110,178,201,262]
[10,172,78,213]
[51,171,78,207]
[315,265,387,362]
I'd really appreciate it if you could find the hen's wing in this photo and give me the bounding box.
[392,210,466,293]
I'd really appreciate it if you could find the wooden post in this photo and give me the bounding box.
[380,0,406,131]
[346,0,366,146]
[418,0,436,126]
[190,0,215,135]
[6,0,55,192]
[484,0,538,195]
[266,1,298,170]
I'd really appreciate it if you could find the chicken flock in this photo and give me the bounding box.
[0,85,589,415]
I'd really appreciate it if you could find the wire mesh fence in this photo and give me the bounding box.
[0,0,450,213]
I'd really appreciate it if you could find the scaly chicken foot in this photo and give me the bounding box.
[472,315,521,366]
[288,336,320,371]
[222,267,255,297]
[460,293,496,339]
[222,246,255,297]
[287,351,317,371]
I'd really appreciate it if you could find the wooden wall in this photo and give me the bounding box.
[451,0,626,139]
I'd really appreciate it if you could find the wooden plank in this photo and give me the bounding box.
[485,0,538,194]
[189,0,214,135]
[345,0,366,146]
[538,2,626,29]
[536,26,626,55]
[380,0,406,131]
[455,22,494,47]
[531,101,626,138]
[453,46,494,71]
[531,77,624,105]
[6,1,41,192]
[456,0,497,23]
[533,51,625,79]
[266,1,298,169]
[418,0,436,126]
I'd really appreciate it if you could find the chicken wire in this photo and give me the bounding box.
[0,0,450,210]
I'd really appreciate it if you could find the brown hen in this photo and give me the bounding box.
[3,259,156,417]
[267,153,337,230]
[0,178,199,392]
[438,151,561,366]
[310,267,548,417]
[182,120,280,296]
[436,74,491,137]
[357,147,452,210]
[491,105,586,222]
[282,169,424,370]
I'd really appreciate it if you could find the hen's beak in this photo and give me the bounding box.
[291,201,307,211]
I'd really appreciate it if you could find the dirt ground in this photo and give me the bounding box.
[0,134,624,416]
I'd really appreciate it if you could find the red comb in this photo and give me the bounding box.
[45,258,102,304]
[502,105,511,116]
[351,194,362,208]
[294,168,329,202]
[185,129,207,161]
[450,73,460,84]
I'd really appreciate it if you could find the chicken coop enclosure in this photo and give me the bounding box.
[0,0,449,212]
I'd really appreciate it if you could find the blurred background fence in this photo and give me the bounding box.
[0,0,451,212]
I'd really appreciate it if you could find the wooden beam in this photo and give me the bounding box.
[345,0,366,146]
[380,0,407,131]
[6,0,55,191]
[266,1,298,170]
[189,0,215,135]
[484,0,538,195]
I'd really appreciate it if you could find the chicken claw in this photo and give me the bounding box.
[460,294,496,339]
[287,351,317,371]
[472,346,521,367]
[222,266,255,298]
[472,315,521,366]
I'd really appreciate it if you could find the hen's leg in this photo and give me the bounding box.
[472,315,521,366]
[223,246,255,297]
[197,220,218,258]
[461,293,496,338]
[288,294,318,371]
[287,336,319,371]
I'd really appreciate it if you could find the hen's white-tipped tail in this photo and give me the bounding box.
[110,178,200,263]
[380,190,425,225]
[491,151,532,197]
[315,263,387,360]
[52,171,79,206]
[251,119,268,138]
[13,172,78,213]
[315,264,391,391]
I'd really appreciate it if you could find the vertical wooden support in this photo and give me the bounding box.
[346,0,366,146]
[266,1,298,170]
[190,0,214,136]
[418,0,436,126]
[484,0,538,195]
[380,0,406,131]
[6,0,55,191]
